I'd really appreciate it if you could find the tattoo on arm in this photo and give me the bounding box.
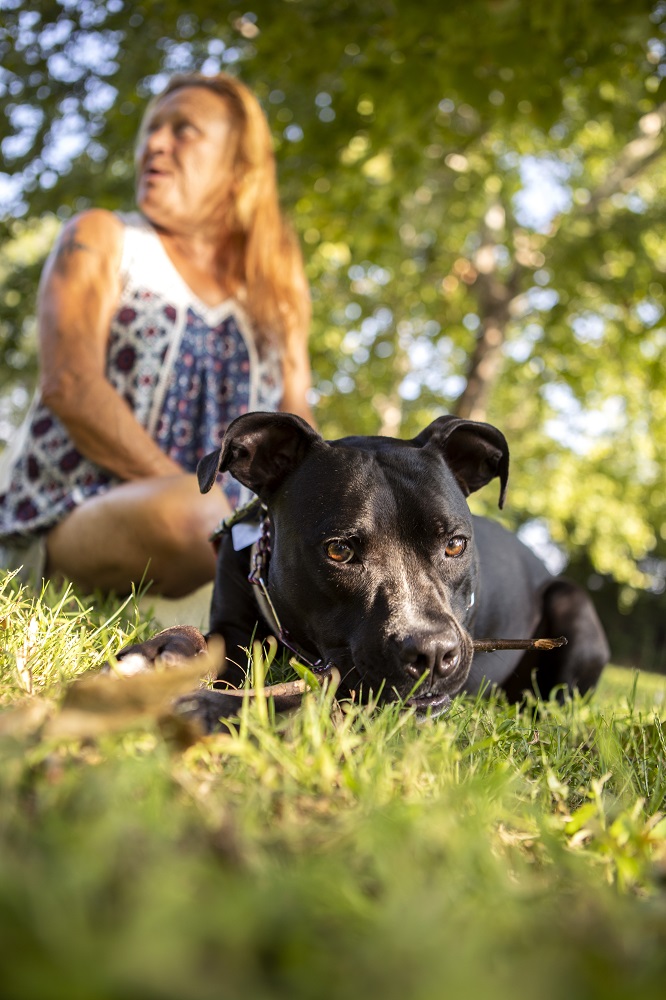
[53,227,95,272]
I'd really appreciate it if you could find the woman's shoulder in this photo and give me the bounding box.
[48,209,125,279]
[65,210,163,291]
[62,208,125,243]
[58,209,158,251]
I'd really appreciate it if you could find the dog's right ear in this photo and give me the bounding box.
[413,415,510,508]
[197,412,322,499]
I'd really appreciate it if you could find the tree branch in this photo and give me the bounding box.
[581,102,666,216]
[453,102,666,423]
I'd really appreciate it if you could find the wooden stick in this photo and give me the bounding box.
[214,637,567,700]
[214,678,310,698]
[472,636,567,653]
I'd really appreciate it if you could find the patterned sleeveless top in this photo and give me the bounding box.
[0,212,283,542]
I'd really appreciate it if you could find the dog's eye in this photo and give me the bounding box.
[325,540,355,563]
[444,536,467,558]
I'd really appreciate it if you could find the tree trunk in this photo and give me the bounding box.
[453,266,518,423]
[454,313,507,422]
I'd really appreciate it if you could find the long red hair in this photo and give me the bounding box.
[137,72,309,351]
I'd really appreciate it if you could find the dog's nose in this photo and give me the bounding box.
[400,630,461,679]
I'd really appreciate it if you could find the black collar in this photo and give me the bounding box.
[212,500,329,674]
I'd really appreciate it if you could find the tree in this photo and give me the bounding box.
[1,0,665,613]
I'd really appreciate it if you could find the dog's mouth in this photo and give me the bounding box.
[325,650,465,720]
[405,689,451,720]
[305,636,468,721]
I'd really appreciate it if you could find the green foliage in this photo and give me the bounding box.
[2,582,666,998]
[1,0,666,595]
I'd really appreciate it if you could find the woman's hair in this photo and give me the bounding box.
[138,72,309,350]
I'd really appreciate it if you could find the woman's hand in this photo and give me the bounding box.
[39,209,182,480]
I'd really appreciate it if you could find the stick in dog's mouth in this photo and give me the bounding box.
[471,636,567,653]
[241,636,569,699]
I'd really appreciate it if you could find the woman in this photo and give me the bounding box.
[0,73,313,597]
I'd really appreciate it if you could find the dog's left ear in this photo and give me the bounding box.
[413,416,509,508]
[197,411,322,499]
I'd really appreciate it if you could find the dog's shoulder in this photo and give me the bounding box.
[473,515,553,589]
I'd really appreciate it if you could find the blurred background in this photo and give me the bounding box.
[1,0,664,669]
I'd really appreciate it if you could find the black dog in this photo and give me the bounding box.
[117,412,609,729]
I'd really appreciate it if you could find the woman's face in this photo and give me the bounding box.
[136,86,239,236]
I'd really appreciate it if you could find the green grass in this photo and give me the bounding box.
[1,573,666,1000]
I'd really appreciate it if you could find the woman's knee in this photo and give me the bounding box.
[148,483,227,559]
[46,477,226,596]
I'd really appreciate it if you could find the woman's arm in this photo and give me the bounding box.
[278,257,315,427]
[39,209,183,480]
[279,334,315,426]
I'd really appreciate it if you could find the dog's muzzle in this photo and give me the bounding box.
[342,619,473,720]
[398,627,463,680]
[398,626,466,719]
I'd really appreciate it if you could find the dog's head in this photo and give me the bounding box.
[198,412,509,718]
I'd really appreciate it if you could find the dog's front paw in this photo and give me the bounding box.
[107,651,154,677]
[107,626,210,676]
[171,689,241,734]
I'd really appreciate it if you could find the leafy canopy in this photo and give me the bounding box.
[1,0,665,598]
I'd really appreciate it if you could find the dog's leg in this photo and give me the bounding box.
[171,683,306,733]
[113,625,210,675]
[111,626,305,734]
[208,531,273,685]
[502,579,609,701]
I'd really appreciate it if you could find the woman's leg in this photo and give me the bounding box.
[46,474,231,598]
